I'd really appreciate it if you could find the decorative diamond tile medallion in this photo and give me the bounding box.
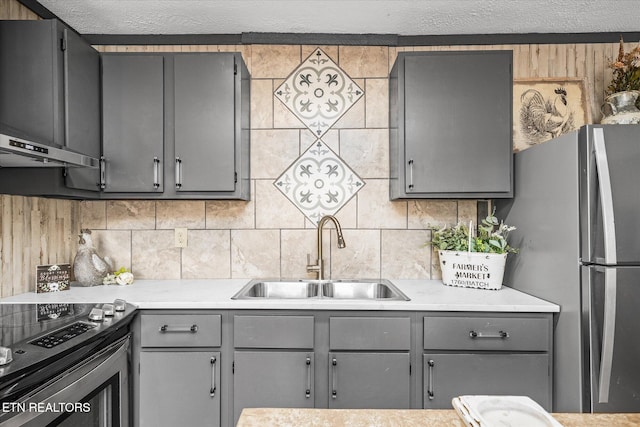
[274,140,365,225]
[274,48,364,138]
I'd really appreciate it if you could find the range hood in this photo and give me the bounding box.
[0,134,99,168]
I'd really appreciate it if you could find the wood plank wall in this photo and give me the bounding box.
[0,0,38,19]
[0,196,80,297]
[94,42,630,124]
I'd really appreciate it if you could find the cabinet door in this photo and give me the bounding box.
[397,51,512,198]
[63,28,101,191]
[174,54,236,192]
[102,55,164,192]
[139,351,220,427]
[0,20,59,145]
[328,352,410,409]
[423,353,550,410]
[233,351,314,424]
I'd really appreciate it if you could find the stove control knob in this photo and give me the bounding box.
[113,299,127,312]
[88,307,104,322]
[102,303,115,317]
[0,347,13,365]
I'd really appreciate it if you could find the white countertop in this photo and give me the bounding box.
[0,279,559,312]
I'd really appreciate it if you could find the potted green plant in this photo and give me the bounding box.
[428,212,517,290]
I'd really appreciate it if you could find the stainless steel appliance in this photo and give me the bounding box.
[0,134,98,168]
[496,124,640,412]
[0,302,136,426]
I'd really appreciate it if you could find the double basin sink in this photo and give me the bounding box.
[231,279,410,301]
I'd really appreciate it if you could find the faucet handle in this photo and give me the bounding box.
[306,254,320,273]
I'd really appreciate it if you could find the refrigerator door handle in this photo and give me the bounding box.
[598,268,617,403]
[592,128,617,264]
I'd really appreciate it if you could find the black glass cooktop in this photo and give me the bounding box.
[0,303,97,349]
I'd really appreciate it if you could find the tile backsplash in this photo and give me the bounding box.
[80,197,478,281]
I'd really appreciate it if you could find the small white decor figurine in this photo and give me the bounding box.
[72,229,113,287]
[103,267,135,286]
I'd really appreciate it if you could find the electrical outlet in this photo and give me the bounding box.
[175,228,188,248]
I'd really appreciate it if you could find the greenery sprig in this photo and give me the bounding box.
[428,211,518,255]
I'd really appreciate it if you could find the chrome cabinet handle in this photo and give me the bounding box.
[153,157,160,189]
[331,357,337,399]
[469,330,509,339]
[159,324,198,333]
[305,356,312,398]
[427,359,435,400]
[210,356,217,397]
[99,156,106,189]
[175,157,182,189]
[408,159,414,190]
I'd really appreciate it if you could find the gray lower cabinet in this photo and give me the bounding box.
[137,313,222,427]
[140,350,220,427]
[423,353,549,409]
[328,352,410,409]
[389,50,513,199]
[232,315,314,424]
[233,351,314,423]
[134,310,552,427]
[327,316,412,409]
[422,314,553,410]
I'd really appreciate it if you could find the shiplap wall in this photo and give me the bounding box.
[95,42,627,125]
[0,0,633,296]
[0,196,80,297]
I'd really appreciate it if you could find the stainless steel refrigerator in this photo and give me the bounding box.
[496,124,640,413]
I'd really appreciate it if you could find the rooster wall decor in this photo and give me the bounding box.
[519,86,575,146]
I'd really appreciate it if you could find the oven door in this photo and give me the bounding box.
[0,335,130,427]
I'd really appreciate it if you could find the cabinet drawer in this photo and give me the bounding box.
[141,314,221,348]
[423,315,550,351]
[330,317,410,350]
[234,315,314,349]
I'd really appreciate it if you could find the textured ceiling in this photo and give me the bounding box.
[36,0,640,36]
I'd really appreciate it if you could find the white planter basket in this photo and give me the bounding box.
[438,250,507,290]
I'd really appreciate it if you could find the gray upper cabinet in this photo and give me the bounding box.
[101,54,165,193]
[100,52,250,200]
[0,20,64,146]
[174,54,235,192]
[389,51,513,199]
[63,28,101,191]
[0,19,101,196]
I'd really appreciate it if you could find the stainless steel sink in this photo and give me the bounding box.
[231,279,409,301]
[322,279,410,301]
[231,280,320,299]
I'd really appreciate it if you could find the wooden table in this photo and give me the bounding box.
[236,408,640,427]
